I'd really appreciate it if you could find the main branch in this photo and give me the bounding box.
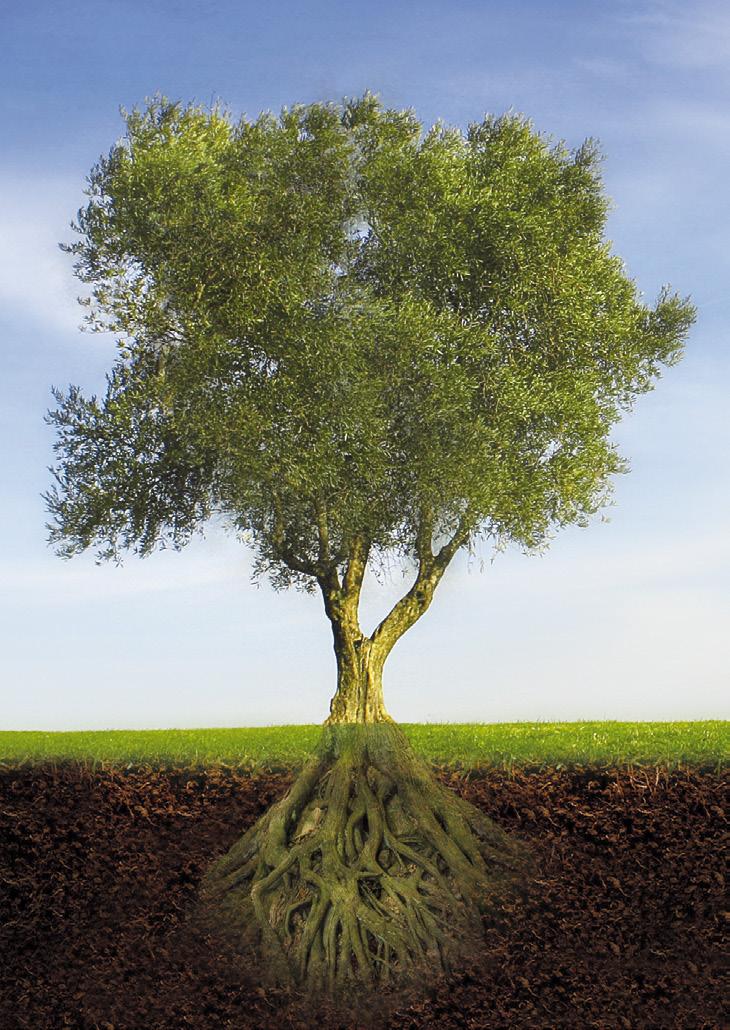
[370,512,471,659]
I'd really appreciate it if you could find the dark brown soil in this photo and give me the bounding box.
[0,761,726,1029]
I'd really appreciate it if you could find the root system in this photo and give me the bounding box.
[199,723,526,994]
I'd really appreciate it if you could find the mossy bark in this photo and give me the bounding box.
[327,636,389,724]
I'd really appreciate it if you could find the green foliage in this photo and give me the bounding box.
[0,722,725,771]
[46,93,695,586]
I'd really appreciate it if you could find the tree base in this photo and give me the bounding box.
[198,723,528,996]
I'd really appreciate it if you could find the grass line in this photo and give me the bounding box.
[0,721,727,771]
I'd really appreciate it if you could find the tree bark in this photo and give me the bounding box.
[320,569,391,724]
[327,634,389,724]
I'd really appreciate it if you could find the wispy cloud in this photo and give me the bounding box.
[606,97,730,159]
[623,0,730,71]
[456,527,730,597]
[572,56,635,82]
[0,174,87,334]
[0,549,247,604]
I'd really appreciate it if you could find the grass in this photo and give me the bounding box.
[0,721,727,771]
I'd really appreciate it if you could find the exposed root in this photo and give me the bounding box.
[198,723,527,995]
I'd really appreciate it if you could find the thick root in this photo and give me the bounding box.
[198,723,527,995]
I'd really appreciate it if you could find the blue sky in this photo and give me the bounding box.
[1,0,728,729]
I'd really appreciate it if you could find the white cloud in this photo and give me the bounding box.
[0,548,247,604]
[3,524,727,726]
[0,174,88,334]
[382,527,730,722]
[608,98,730,159]
[623,0,730,71]
[573,57,634,82]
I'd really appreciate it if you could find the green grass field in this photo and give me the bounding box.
[0,721,726,771]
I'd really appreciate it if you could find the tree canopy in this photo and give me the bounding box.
[46,93,695,594]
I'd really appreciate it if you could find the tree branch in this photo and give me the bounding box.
[370,512,472,657]
[434,513,471,571]
[270,493,322,578]
[342,534,369,600]
[415,506,435,565]
[314,495,331,565]
[316,534,369,637]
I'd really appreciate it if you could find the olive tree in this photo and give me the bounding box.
[46,94,694,993]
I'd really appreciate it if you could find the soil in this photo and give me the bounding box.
[0,761,726,1029]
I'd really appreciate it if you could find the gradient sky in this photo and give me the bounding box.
[2,0,728,730]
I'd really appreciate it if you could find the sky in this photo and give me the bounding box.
[1,0,728,730]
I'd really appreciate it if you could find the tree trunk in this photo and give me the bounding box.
[327,634,389,724]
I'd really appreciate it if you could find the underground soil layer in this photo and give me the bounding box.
[0,761,726,1029]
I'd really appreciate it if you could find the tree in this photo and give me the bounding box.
[46,94,695,994]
